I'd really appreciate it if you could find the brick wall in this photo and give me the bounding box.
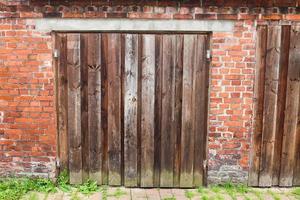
[0,18,56,178]
[0,1,298,183]
[208,20,255,183]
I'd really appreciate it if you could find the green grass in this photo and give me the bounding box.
[108,188,127,198]
[0,170,101,200]
[78,179,100,195]
[185,190,196,199]
[197,186,209,195]
[215,194,225,200]
[252,189,264,200]
[57,169,71,192]
[70,190,81,200]
[201,194,209,200]
[211,185,222,193]
[101,185,108,200]
[162,197,176,200]
[268,189,281,200]
[235,184,249,194]
[0,175,297,200]
[0,178,56,200]
[292,187,300,196]
[207,182,255,200]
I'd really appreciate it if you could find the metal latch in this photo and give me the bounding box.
[206,50,211,60]
[53,49,59,58]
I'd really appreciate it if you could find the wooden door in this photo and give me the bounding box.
[249,25,300,187]
[55,33,210,187]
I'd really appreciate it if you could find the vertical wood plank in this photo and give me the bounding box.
[67,34,83,184]
[154,35,163,187]
[249,25,268,186]
[107,34,122,186]
[172,35,184,187]
[272,26,290,186]
[193,35,209,187]
[294,83,300,186]
[124,34,139,187]
[140,34,156,187]
[87,33,102,184]
[80,34,89,182]
[160,35,175,187]
[101,34,109,184]
[259,25,281,187]
[56,34,69,171]
[121,34,126,186]
[279,25,300,187]
[180,35,197,187]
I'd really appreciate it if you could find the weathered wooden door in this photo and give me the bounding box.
[55,33,210,187]
[249,25,300,187]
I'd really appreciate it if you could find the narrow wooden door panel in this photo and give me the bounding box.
[124,34,139,186]
[106,34,122,186]
[160,35,176,187]
[154,35,163,187]
[294,84,300,185]
[56,34,68,171]
[193,35,209,187]
[172,35,184,187]
[67,34,83,184]
[140,34,156,187]
[56,32,209,187]
[81,34,90,182]
[86,34,102,184]
[180,35,197,187]
[101,34,109,185]
[259,25,281,187]
[250,25,300,187]
[272,26,290,186]
[248,26,267,186]
[279,25,300,187]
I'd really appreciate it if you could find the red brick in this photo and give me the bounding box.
[173,14,193,19]
[195,14,217,20]
[217,14,238,20]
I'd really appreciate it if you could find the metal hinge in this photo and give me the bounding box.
[56,158,60,168]
[203,160,207,169]
[206,50,211,60]
[53,49,59,58]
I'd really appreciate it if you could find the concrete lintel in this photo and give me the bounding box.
[33,19,234,32]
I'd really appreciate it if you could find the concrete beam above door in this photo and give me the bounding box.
[32,19,234,32]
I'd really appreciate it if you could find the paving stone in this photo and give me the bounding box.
[261,194,274,200]
[46,191,65,200]
[288,194,299,200]
[88,192,102,200]
[145,188,161,200]
[159,189,174,199]
[277,193,292,200]
[219,193,234,200]
[278,188,293,193]
[186,189,201,200]
[116,188,131,200]
[242,192,259,200]
[22,192,46,200]
[18,187,300,200]
[131,188,147,199]
[171,189,187,199]
[64,192,88,200]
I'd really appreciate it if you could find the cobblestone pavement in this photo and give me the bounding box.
[23,187,299,200]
